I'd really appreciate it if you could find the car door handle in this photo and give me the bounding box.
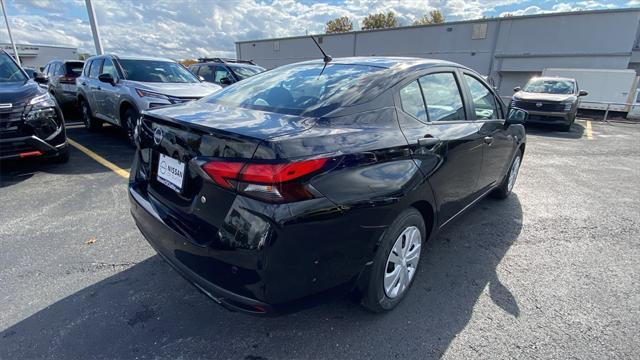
[417,137,440,147]
[484,136,494,145]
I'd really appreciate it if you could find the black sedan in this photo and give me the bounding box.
[129,57,527,314]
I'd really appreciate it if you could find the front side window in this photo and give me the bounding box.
[399,81,427,122]
[89,59,103,78]
[101,58,118,79]
[229,65,265,80]
[464,74,498,120]
[0,52,27,82]
[419,72,465,122]
[523,78,575,94]
[204,63,384,116]
[214,66,232,83]
[118,60,199,83]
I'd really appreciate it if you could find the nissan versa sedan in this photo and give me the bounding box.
[0,50,69,162]
[129,57,528,314]
[511,77,588,131]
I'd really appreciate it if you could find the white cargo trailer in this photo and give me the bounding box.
[542,68,638,112]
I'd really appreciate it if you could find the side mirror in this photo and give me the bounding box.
[513,86,521,93]
[33,72,48,84]
[198,75,205,81]
[578,90,588,97]
[506,107,528,125]
[219,77,233,85]
[98,73,115,85]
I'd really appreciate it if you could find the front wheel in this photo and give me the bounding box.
[492,148,522,199]
[361,208,426,312]
[122,108,138,147]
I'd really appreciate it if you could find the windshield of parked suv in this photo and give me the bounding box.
[523,78,575,94]
[229,65,265,80]
[204,63,383,115]
[0,52,28,83]
[118,59,199,83]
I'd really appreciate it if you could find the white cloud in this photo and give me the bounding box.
[628,0,640,6]
[499,1,620,16]
[0,0,621,60]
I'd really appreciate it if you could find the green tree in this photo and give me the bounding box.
[361,11,399,30]
[325,16,354,33]
[414,9,445,25]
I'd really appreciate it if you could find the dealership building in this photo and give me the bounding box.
[236,8,640,99]
[1,43,78,70]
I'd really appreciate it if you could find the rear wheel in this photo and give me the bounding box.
[81,100,101,131]
[361,208,425,312]
[122,107,138,147]
[492,148,522,199]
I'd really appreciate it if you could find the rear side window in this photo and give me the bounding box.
[464,74,498,120]
[83,61,92,76]
[89,59,103,78]
[399,81,428,122]
[419,73,465,122]
[199,65,215,82]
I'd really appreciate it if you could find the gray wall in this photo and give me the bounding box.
[2,44,78,69]
[237,9,640,96]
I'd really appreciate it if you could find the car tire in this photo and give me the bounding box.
[361,207,426,313]
[122,108,138,147]
[491,148,522,199]
[81,100,101,131]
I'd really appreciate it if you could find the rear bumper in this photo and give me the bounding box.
[129,187,273,315]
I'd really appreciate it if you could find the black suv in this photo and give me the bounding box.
[130,57,528,314]
[188,58,265,87]
[0,50,69,162]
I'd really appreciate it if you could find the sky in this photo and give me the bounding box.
[0,0,636,59]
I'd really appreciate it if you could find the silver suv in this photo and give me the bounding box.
[76,55,221,144]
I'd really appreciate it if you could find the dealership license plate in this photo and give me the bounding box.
[157,153,185,192]
[61,84,76,92]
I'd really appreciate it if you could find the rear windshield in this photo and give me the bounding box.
[229,65,265,80]
[204,63,384,116]
[65,62,84,76]
[523,78,575,95]
[118,59,199,83]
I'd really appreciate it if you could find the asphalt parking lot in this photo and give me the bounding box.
[1,118,639,359]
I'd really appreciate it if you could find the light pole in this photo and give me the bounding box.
[0,0,20,66]
[85,0,103,55]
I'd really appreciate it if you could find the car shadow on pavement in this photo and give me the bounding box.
[525,121,585,139]
[0,195,523,359]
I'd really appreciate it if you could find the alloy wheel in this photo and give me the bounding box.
[384,226,422,299]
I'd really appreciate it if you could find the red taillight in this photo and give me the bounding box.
[60,76,77,84]
[201,158,329,202]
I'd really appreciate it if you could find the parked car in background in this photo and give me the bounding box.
[511,76,587,131]
[77,55,221,145]
[188,58,265,87]
[21,67,37,79]
[0,50,69,162]
[42,59,84,106]
[130,57,528,315]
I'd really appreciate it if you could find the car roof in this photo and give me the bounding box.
[294,56,461,69]
[89,54,175,62]
[532,76,575,82]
